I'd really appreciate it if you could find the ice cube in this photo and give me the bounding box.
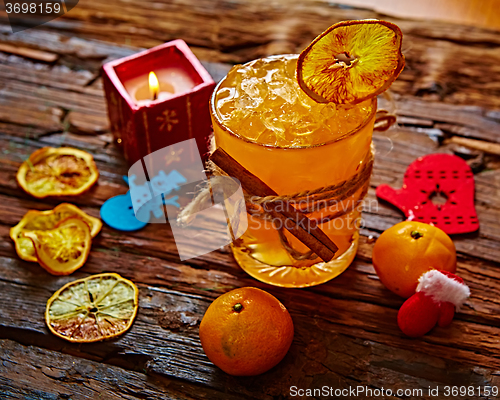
[264,67,281,83]
[217,89,238,120]
[235,94,259,109]
[258,130,279,146]
[284,56,298,79]
[264,91,286,110]
[292,114,319,137]
[268,78,297,104]
[319,104,338,120]
[262,109,285,139]
[241,76,267,101]
[240,113,267,141]
[247,59,269,79]
[323,116,342,134]
[278,103,302,125]
[298,90,318,110]
[227,65,247,88]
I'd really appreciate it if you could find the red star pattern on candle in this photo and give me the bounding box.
[157,109,179,132]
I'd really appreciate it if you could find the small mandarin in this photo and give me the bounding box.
[372,221,456,298]
[199,287,294,376]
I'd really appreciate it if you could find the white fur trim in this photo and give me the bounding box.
[416,270,470,310]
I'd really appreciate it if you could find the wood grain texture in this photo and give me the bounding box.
[2,0,500,109]
[0,2,499,398]
[0,339,247,400]
[332,0,500,32]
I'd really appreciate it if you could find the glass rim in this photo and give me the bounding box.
[210,54,378,150]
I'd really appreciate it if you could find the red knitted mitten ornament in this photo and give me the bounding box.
[397,270,470,337]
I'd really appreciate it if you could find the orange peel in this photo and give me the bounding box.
[297,19,405,104]
[17,147,99,198]
[45,273,139,343]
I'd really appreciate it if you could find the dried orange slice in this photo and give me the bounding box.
[10,203,102,262]
[17,147,99,198]
[45,273,139,343]
[297,19,405,104]
[22,217,92,275]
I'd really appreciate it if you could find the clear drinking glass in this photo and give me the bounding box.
[210,55,376,288]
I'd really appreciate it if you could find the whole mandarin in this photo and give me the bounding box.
[372,221,456,298]
[199,287,294,376]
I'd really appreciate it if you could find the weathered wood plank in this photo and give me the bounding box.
[0,339,244,400]
[67,111,109,135]
[0,244,499,399]
[0,248,499,398]
[394,96,500,144]
[0,103,64,132]
[0,185,499,370]
[0,23,134,63]
[2,0,500,109]
[0,80,107,115]
[0,63,94,91]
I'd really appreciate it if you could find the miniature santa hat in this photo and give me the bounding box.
[398,270,470,337]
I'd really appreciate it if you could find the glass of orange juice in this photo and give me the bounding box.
[210,54,376,288]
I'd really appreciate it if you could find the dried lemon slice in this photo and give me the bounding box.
[17,147,99,198]
[297,19,405,104]
[10,203,102,262]
[45,273,139,343]
[22,217,92,275]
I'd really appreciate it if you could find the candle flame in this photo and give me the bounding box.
[149,71,160,101]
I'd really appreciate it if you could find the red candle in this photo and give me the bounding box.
[102,40,215,165]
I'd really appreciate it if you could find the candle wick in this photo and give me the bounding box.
[152,91,158,101]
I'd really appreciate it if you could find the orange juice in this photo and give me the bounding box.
[211,55,376,287]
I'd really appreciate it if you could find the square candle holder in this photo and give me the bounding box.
[102,39,215,166]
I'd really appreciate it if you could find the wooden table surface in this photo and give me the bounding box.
[1,1,500,399]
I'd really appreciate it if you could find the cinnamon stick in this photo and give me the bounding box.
[210,147,339,262]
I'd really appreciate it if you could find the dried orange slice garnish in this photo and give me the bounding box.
[17,147,99,198]
[10,203,102,262]
[22,217,92,275]
[45,273,139,343]
[297,19,405,104]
